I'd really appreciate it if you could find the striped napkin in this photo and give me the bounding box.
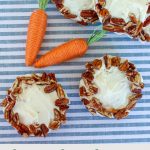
[0,0,150,144]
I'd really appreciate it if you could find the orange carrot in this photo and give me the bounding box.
[25,0,49,66]
[34,29,107,68]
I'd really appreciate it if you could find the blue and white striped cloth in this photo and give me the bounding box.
[0,0,150,144]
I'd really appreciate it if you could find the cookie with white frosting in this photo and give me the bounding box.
[0,73,69,137]
[95,0,150,42]
[52,0,98,25]
[79,55,144,119]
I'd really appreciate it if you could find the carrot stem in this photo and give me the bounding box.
[39,0,49,10]
[87,26,107,46]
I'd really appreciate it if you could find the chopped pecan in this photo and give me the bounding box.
[19,123,30,136]
[41,72,48,81]
[113,26,125,33]
[95,3,102,11]
[55,98,69,107]
[110,18,126,26]
[12,113,19,125]
[52,0,63,4]
[129,93,142,101]
[0,98,8,107]
[44,83,57,93]
[111,56,121,66]
[56,84,65,98]
[124,22,135,31]
[40,124,49,137]
[60,114,66,122]
[139,31,146,41]
[126,100,137,110]
[90,98,101,109]
[81,10,97,18]
[13,87,22,95]
[54,108,61,121]
[143,16,150,27]
[134,73,142,83]
[129,13,138,24]
[147,5,150,13]
[139,83,144,89]
[89,86,98,94]
[7,96,13,102]
[5,101,15,112]
[119,60,129,72]
[32,74,41,81]
[130,83,142,94]
[48,73,56,81]
[103,55,111,69]
[103,25,124,33]
[85,63,94,72]
[29,125,37,134]
[103,25,113,31]
[59,105,69,112]
[144,33,150,42]
[80,86,89,97]
[82,71,94,82]
[4,110,12,121]
[13,77,21,89]
[34,130,42,137]
[114,109,129,120]
[126,70,137,77]
[49,121,60,130]
[92,59,102,69]
[99,8,109,18]
[7,89,11,95]
[82,98,90,105]
[133,22,143,37]
[128,62,136,70]
[89,15,99,23]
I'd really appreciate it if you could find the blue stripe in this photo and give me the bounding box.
[0,0,38,5]
[0,7,57,13]
[0,22,99,28]
[0,138,149,144]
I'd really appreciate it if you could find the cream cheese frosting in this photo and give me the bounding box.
[13,82,59,126]
[100,0,149,23]
[63,0,95,21]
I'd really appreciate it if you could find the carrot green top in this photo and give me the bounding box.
[87,27,107,46]
[39,0,49,10]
